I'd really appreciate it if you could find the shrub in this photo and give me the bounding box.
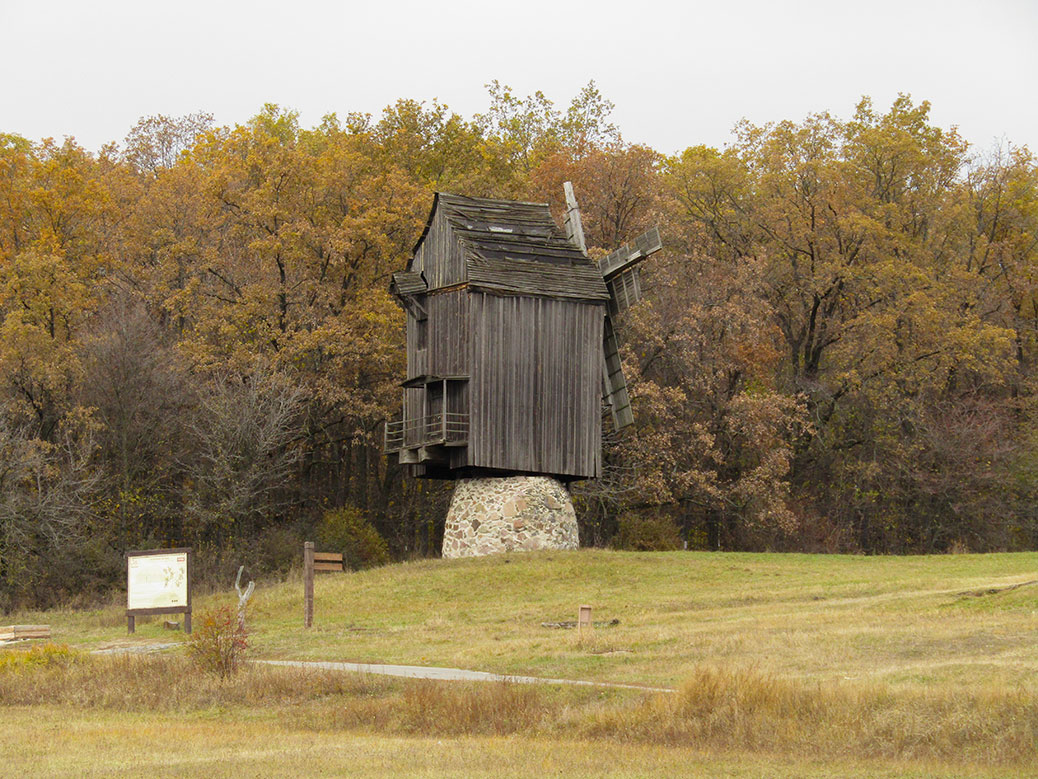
[0,642,82,671]
[613,512,682,551]
[190,524,303,593]
[316,506,389,570]
[255,524,303,574]
[187,605,248,678]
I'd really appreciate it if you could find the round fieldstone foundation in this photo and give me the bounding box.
[442,475,579,559]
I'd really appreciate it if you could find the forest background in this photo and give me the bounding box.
[2,84,1036,609]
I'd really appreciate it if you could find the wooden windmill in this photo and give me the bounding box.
[385,184,662,483]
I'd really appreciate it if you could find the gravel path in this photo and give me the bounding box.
[257,658,674,693]
[78,642,673,692]
[91,642,182,655]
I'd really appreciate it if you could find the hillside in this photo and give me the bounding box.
[26,549,1038,689]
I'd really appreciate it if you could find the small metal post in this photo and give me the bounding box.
[304,541,315,628]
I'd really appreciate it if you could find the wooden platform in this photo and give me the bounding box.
[0,625,51,641]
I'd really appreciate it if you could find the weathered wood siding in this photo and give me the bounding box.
[403,289,471,474]
[468,292,603,480]
[410,208,467,291]
[400,194,610,481]
[402,306,422,446]
[427,291,469,375]
[430,291,470,471]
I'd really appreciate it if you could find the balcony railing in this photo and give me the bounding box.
[384,412,469,453]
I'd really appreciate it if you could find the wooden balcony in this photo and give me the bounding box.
[384,412,469,455]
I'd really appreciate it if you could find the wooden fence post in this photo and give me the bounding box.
[304,541,315,628]
[578,604,592,633]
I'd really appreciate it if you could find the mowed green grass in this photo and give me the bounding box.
[24,549,1038,690]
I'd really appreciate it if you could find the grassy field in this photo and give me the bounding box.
[31,549,1038,688]
[4,550,1038,776]
[6,705,1017,779]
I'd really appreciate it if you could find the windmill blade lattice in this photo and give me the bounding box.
[595,226,663,430]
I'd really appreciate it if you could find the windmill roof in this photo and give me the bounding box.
[415,193,610,302]
[390,271,427,297]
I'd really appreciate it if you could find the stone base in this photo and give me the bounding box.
[442,476,579,559]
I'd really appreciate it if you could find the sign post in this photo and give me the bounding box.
[578,604,593,633]
[126,548,192,633]
[303,542,343,628]
[304,541,314,628]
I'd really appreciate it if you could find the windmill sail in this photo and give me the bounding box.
[598,227,662,281]
[563,182,587,254]
[602,312,634,429]
[606,266,642,314]
[560,183,661,431]
[597,227,662,429]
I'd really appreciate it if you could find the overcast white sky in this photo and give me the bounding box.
[1,0,1035,156]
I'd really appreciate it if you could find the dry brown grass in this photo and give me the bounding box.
[8,707,1004,779]
[582,665,1038,765]
[2,651,1035,771]
[0,649,389,711]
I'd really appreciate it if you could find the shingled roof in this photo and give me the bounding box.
[414,193,610,302]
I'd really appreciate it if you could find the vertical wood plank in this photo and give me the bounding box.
[304,541,314,628]
[185,548,193,634]
[578,604,593,633]
[465,293,603,479]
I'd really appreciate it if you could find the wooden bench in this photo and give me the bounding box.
[0,625,51,642]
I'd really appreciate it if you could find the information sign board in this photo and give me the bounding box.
[128,551,188,610]
[126,548,192,633]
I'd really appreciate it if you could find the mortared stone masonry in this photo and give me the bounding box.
[442,475,578,558]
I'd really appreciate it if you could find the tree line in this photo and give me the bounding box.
[1,84,1036,608]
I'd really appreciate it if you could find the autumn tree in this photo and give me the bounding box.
[123,112,214,173]
[476,80,562,173]
[665,96,1023,550]
[2,89,1038,605]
